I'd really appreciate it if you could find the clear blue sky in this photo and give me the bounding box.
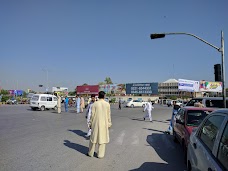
[0,0,227,92]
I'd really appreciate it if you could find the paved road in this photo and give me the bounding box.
[0,104,186,171]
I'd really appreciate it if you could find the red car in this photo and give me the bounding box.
[173,106,214,161]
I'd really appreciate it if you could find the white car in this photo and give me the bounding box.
[126,100,147,108]
[30,94,58,111]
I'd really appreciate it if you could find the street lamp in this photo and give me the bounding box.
[150,31,226,108]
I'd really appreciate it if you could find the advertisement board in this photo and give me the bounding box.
[199,81,222,92]
[99,84,125,94]
[126,83,158,95]
[178,79,199,92]
[8,90,24,96]
[77,85,99,95]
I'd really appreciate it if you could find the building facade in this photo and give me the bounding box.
[158,79,179,96]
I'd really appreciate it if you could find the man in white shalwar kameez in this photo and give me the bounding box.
[143,99,154,122]
[85,94,96,137]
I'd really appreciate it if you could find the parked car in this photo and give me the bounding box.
[6,99,17,105]
[173,107,214,161]
[167,100,183,107]
[185,97,228,108]
[187,109,228,171]
[30,94,58,111]
[126,100,147,108]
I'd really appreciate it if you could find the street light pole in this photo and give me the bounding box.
[221,31,226,108]
[150,31,226,108]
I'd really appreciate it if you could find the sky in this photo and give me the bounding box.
[0,0,228,92]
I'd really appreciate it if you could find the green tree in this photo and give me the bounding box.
[0,89,9,95]
[98,82,105,85]
[104,77,113,84]
[22,91,27,98]
[82,83,88,85]
[68,91,76,96]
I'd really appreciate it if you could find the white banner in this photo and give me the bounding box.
[178,79,199,92]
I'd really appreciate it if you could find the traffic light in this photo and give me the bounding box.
[214,64,222,82]
[150,34,165,39]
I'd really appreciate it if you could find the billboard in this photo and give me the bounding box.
[77,85,99,95]
[99,84,126,94]
[199,81,222,92]
[8,90,24,96]
[126,83,158,95]
[178,79,199,92]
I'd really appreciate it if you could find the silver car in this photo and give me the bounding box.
[187,109,228,171]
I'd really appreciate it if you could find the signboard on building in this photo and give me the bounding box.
[77,85,99,95]
[178,79,199,92]
[126,83,158,95]
[199,81,222,92]
[99,84,125,94]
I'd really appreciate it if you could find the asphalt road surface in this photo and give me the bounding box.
[0,104,187,171]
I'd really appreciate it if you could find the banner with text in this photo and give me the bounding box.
[126,83,158,95]
[178,79,199,92]
[199,81,222,92]
[99,84,126,94]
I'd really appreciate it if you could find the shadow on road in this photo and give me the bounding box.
[143,128,165,134]
[152,119,169,124]
[131,133,186,171]
[129,162,179,171]
[68,129,88,139]
[131,118,144,122]
[63,140,88,156]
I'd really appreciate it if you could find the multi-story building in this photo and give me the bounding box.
[158,79,179,97]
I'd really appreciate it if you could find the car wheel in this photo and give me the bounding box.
[173,130,178,143]
[40,106,45,111]
[142,104,145,108]
[54,106,57,111]
[131,104,134,108]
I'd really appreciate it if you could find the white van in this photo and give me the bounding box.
[30,94,58,111]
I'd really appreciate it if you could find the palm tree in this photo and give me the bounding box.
[104,77,113,84]
[98,82,105,85]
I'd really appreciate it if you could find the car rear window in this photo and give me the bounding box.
[186,99,202,106]
[187,110,212,126]
[31,95,39,101]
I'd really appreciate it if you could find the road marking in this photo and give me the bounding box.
[115,130,125,145]
[131,133,139,145]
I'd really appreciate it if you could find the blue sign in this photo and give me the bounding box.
[126,83,158,95]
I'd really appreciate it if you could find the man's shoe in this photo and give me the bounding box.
[86,153,93,157]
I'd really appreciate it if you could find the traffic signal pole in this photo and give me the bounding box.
[150,31,226,108]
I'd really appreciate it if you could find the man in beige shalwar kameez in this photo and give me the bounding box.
[87,91,112,158]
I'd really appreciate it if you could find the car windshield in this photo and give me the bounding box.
[186,110,212,126]
[31,95,39,101]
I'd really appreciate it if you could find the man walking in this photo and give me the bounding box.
[75,95,80,113]
[57,93,61,114]
[87,91,112,159]
[85,94,96,137]
[80,96,85,113]
[64,96,69,112]
[143,99,154,122]
[118,98,121,110]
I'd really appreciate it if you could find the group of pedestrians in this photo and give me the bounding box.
[75,95,85,113]
[56,94,85,113]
